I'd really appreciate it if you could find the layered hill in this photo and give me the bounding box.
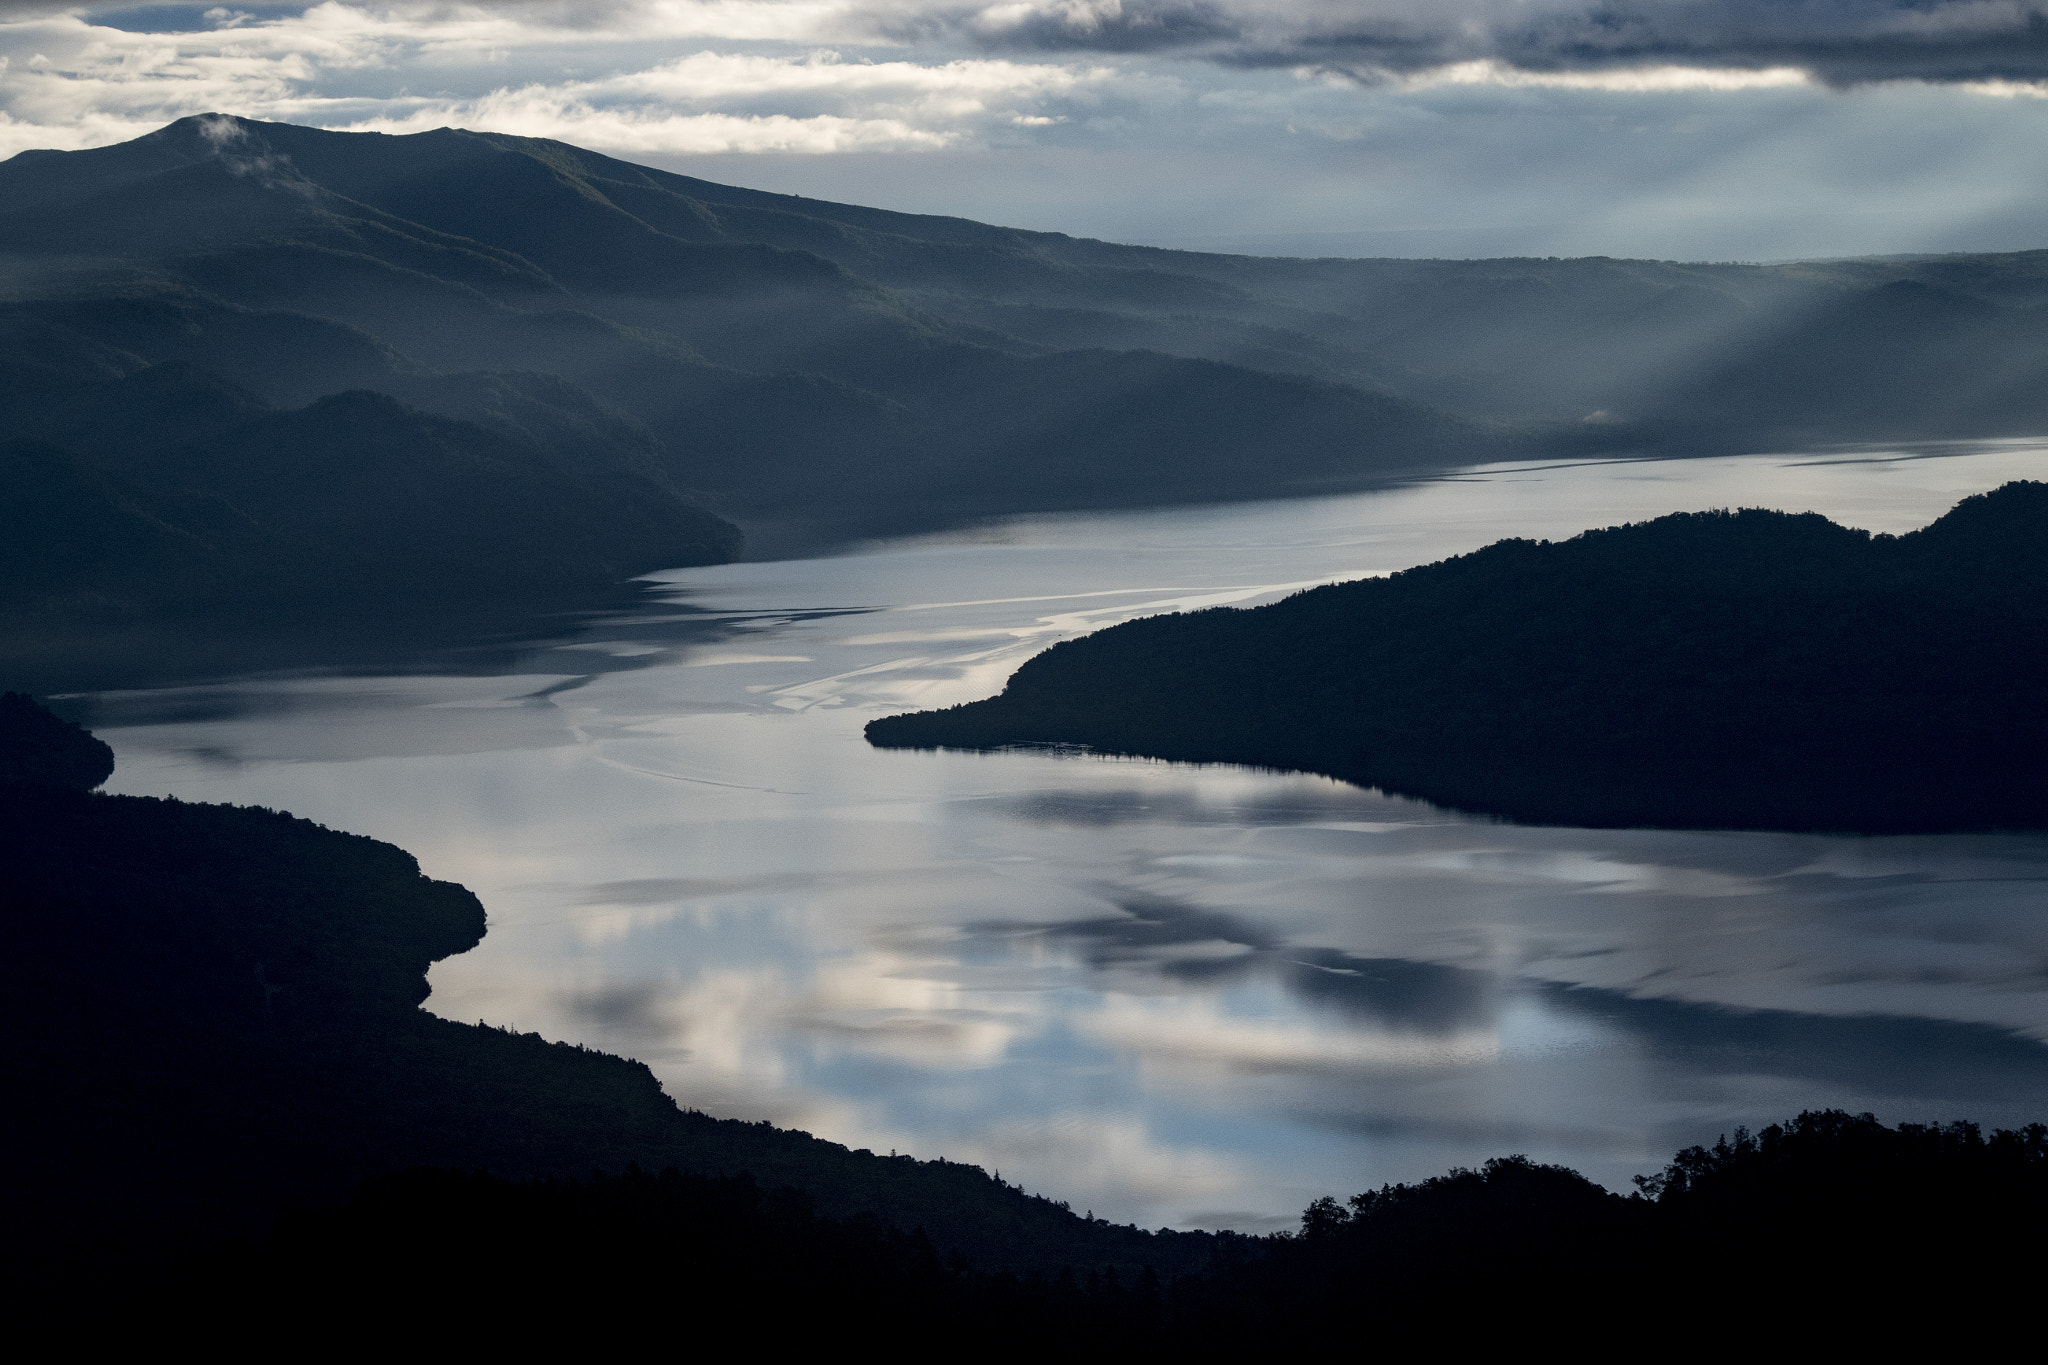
[868,482,2048,833]
[0,115,1490,594]
[11,115,2048,636]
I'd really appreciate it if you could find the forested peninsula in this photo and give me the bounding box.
[7,693,2046,1339]
[868,482,2048,833]
[0,693,1188,1283]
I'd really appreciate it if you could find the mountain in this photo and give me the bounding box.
[0,116,1492,564]
[0,390,739,620]
[868,482,2048,833]
[9,115,2048,640]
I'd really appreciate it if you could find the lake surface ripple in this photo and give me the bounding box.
[89,443,2048,1230]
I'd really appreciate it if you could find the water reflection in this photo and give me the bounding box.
[86,444,2048,1230]
[1550,986,2048,1098]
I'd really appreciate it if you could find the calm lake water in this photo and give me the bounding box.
[85,443,2048,1231]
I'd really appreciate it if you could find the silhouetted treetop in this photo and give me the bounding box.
[0,692,113,790]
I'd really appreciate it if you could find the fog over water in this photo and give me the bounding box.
[85,442,2048,1230]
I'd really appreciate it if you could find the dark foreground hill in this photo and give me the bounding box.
[7,697,2045,1341]
[0,694,1195,1281]
[869,482,2048,833]
[96,1112,2046,1348]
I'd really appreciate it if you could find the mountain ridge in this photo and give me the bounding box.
[10,115,2048,665]
[0,117,1490,547]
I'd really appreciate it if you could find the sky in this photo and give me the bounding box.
[5,1,2048,259]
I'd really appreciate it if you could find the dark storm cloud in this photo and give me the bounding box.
[28,1,2048,88]
[941,0,2048,87]
[958,0,1239,53]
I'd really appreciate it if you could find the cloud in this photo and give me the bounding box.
[3,1,2041,167]
[947,0,1237,53]
[7,2,2048,263]
[941,0,2048,88]
[0,9,1107,156]
[45,2,2048,90]
[1409,59,1813,94]
[1082,989,1504,1074]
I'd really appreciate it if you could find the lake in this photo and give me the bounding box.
[83,442,2048,1232]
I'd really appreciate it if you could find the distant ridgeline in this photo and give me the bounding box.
[7,696,2048,1336]
[16,118,2048,645]
[0,113,1485,643]
[869,483,2048,833]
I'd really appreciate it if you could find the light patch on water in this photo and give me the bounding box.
[91,439,2048,1228]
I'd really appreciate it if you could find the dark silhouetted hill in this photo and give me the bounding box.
[147,390,740,595]
[869,481,2048,832]
[8,698,2043,1339]
[103,1109,2048,1349]
[0,690,113,789]
[0,696,1200,1283]
[0,287,741,638]
[0,388,737,626]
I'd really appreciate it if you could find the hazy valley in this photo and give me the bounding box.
[14,115,2048,653]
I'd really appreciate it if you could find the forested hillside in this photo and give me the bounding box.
[100,1112,2048,1346]
[870,482,2048,832]
[10,694,2046,1340]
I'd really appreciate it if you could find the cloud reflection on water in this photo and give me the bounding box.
[89,445,2048,1229]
